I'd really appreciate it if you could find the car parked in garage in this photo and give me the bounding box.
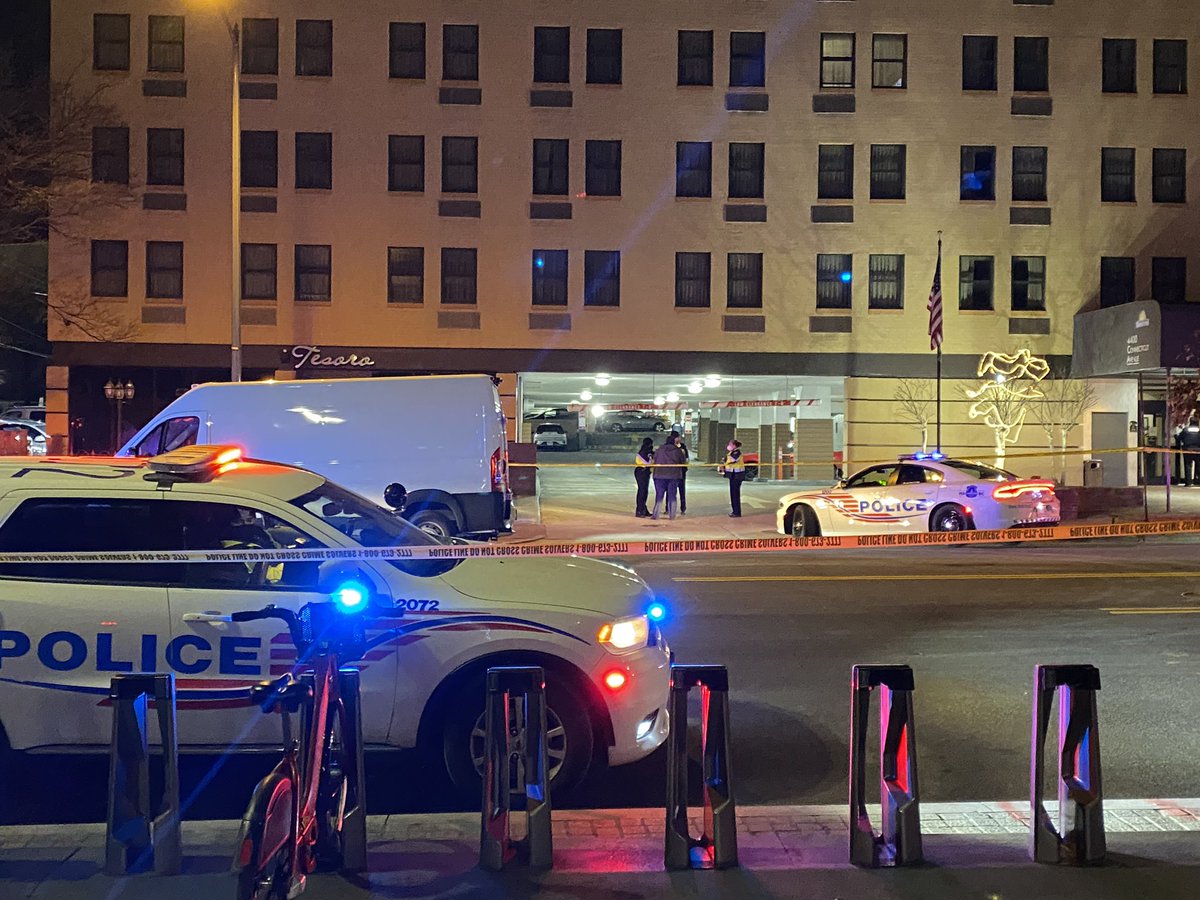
[601,411,669,433]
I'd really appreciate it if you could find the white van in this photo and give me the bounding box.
[119,375,511,538]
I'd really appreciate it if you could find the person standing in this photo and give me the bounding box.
[671,426,690,516]
[721,439,746,517]
[633,437,654,517]
[1182,417,1200,486]
[651,435,686,520]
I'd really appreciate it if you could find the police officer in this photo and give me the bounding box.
[1182,417,1200,486]
[721,439,746,517]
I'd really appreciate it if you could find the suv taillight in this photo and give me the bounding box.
[490,446,509,493]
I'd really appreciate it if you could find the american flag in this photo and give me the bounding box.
[927,238,944,351]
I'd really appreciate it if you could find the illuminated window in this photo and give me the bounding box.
[532,250,568,306]
[817,254,852,309]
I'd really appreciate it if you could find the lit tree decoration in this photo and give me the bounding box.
[964,350,1050,466]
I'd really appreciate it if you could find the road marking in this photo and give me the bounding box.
[672,571,1200,583]
[1102,607,1200,615]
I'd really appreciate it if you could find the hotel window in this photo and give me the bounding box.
[959,255,994,310]
[534,26,569,83]
[295,132,332,189]
[872,34,906,88]
[146,128,184,186]
[1101,147,1135,202]
[675,252,711,308]
[93,14,130,71]
[241,131,277,188]
[443,24,479,81]
[241,244,277,300]
[1102,38,1136,93]
[146,241,183,299]
[533,139,569,195]
[586,29,622,84]
[387,247,423,303]
[676,142,712,198]
[962,36,998,90]
[1152,257,1186,304]
[820,33,855,88]
[388,22,425,79]
[869,255,904,309]
[294,245,331,301]
[92,127,129,184]
[1099,257,1134,308]
[727,252,763,308]
[585,140,621,196]
[1153,148,1186,203]
[816,254,852,309]
[242,18,279,75]
[441,137,478,193]
[91,240,128,297]
[730,31,765,87]
[1012,146,1047,201]
[387,135,424,192]
[1013,37,1049,92]
[441,248,477,304]
[870,144,905,199]
[583,250,620,306]
[678,30,713,86]
[532,250,568,306]
[1153,39,1187,94]
[148,16,184,73]
[295,20,333,76]
[1011,256,1045,311]
[960,146,995,201]
[728,142,764,199]
[818,145,854,200]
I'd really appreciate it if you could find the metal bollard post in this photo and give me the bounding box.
[104,673,181,876]
[664,664,738,870]
[848,665,922,867]
[337,667,369,873]
[1030,664,1105,865]
[479,666,552,871]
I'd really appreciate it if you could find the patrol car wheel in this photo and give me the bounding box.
[443,676,594,800]
[931,504,971,532]
[791,505,819,537]
[407,508,458,539]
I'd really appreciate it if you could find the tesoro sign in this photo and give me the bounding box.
[286,345,377,370]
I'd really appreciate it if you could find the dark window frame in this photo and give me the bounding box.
[868,254,905,309]
[728,142,765,199]
[531,249,569,306]
[294,132,332,190]
[294,244,332,301]
[1152,256,1186,304]
[92,126,129,184]
[820,33,856,89]
[675,252,711,308]
[387,246,424,304]
[534,26,570,83]
[93,13,130,71]
[585,139,622,197]
[960,145,996,201]
[962,35,998,91]
[442,24,479,81]
[1153,39,1187,94]
[676,141,712,198]
[869,144,906,200]
[1011,146,1047,201]
[1011,256,1046,311]
[389,22,426,79]
[818,144,854,200]
[1100,256,1135,308]
[241,130,278,189]
[872,33,907,89]
[583,250,621,307]
[816,253,853,309]
[533,138,569,196]
[241,243,277,300]
[678,30,713,86]
[145,240,183,300]
[241,18,279,76]
[1013,36,1049,92]
[586,28,622,84]
[146,128,184,186]
[1152,147,1186,203]
[1101,147,1136,202]
[958,255,995,310]
[295,19,333,77]
[1102,38,1136,93]
[440,247,478,305]
[91,240,128,297]
[147,15,185,73]
[729,31,766,87]
[727,252,763,309]
[387,135,424,192]
[441,136,479,194]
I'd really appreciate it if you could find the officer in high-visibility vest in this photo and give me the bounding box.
[721,439,746,518]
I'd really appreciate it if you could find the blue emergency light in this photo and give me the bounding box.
[331,581,369,614]
[647,602,666,622]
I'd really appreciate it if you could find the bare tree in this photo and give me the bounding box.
[1033,377,1098,483]
[894,379,935,452]
[963,350,1049,466]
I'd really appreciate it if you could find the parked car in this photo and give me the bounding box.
[601,411,669,433]
[534,423,568,449]
[524,407,575,421]
[0,417,48,455]
[3,405,45,423]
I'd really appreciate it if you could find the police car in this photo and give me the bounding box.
[0,447,670,796]
[777,453,1060,537]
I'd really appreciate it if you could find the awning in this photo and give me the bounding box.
[1071,300,1200,377]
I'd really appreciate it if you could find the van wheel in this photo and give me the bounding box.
[407,508,458,539]
[442,675,594,803]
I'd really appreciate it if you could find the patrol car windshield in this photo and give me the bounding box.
[941,460,1016,481]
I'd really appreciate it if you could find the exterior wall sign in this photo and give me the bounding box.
[288,345,377,371]
[1071,301,1162,377]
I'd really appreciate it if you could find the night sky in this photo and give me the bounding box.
[0,0,49,87]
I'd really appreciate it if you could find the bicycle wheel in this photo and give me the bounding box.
[234,770,295,900]
[235,849,289,900]
[315,699,349,872]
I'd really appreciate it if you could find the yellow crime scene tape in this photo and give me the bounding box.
[4,518,1200,564]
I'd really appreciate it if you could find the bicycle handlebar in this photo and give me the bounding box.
[231,605,303,646]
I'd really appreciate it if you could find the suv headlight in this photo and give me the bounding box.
[598,615,650,652]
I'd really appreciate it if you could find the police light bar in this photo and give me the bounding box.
[146,445,243,480]
[899,451,946,462]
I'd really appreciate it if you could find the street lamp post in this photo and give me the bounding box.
[103,379,136,452]
[227,17,242,382]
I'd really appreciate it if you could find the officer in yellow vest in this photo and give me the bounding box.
[721,439,746,517]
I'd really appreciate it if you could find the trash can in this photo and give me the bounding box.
[1083,459,1103,487]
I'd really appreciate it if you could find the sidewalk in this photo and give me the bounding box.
[4,801,1199,899]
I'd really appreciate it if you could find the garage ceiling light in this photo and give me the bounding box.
[653,395,665,405]
[580,390,593,401]
[591,404,606,417]
[688,381,703,394]
[595,373,611,386]
[666,391,680,403]
[704,375,721,388]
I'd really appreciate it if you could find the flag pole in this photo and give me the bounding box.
[935,232,943,453]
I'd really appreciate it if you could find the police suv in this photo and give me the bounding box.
[0,448,670,795]
[778,453,1061,537]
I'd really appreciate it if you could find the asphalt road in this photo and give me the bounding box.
[6,540,1200,825]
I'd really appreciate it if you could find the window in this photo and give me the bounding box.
[960,146,995,200]
[92,127,129,184]
[146,128,184,186]
[148,15,184,72]
[146,241,183,299]
[962,35,998,90]
[958,255,994,310]
[869,254,904,309]
[1102,38,1136,93]
[387,135,424,192]
[1013,37,1049,91]
[534,26,569,83]
[1153,39,1187,94]
[1100,257,1135,308]
[1153,148,1186,203]
[443,24,479,80]
[532,139,568,195]
[387,247,423,303]
[295,132,332,189]
[583,250,620,306]
[241,131,278,188]
[587,29,622,84]
[532,250,568,306]
[727,252,763,309]
[0,498,183,585]
[818,145,854,200]
[1012,146,1047,201]
[675,252,711,308]
[730,32,765,87]
[728,142,765,199]
[130,416,199,456]
[441,248,477,304]
[676,142,712,198]
[845,465,898,490]
[1011,256,1045,311]
[295,20,333,76]
[91,240,128,297]
[241,18,279,75]
[816,254,852,308]
[821,33,855,88]
[1101,147,1135,202]
[241,243,277,300]
[441,136,478,193]
[678,30,713,86]
[872,34,906,88]
[294,244,331,301]
[870,144,906,199]
[179,502,321,591]
[1152,257,1186,304]
[389,22,425,79]
[585,140,621,196]
[93,14,129,72]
